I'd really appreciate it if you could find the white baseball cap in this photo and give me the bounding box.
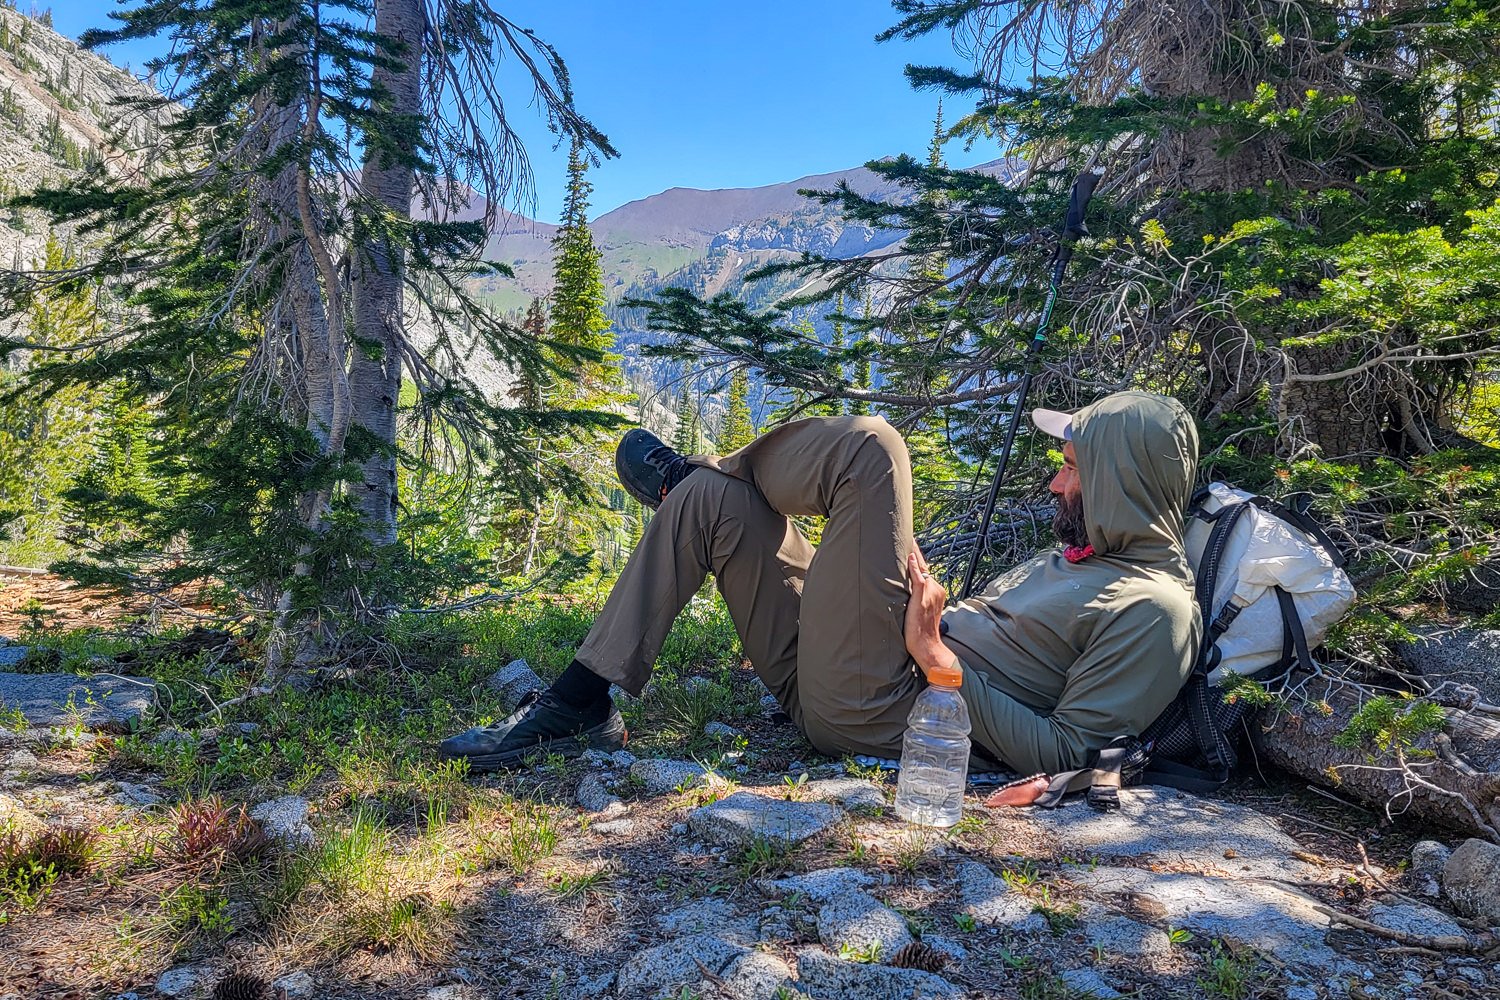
[1030,407,1074,441]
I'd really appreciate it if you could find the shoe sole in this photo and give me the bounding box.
[615,429,663,510]
[448,716,628,772]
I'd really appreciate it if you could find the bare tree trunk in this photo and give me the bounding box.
[522,499,542,575]
[1253,678,1500,841]
[349,0,424,548]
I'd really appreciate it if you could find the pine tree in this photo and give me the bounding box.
[550,138,616,378]
[672,387,701,455]
[718,371,756,452]
[8,1,618,658]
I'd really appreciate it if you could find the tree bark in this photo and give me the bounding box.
[349,0,424,547]
[1252,677,1500,841]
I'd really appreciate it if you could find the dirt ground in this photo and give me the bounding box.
[0,569,216,637]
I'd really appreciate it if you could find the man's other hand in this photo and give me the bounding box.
[905,546,958,678]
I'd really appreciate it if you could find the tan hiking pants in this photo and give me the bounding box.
[575,415,922,758]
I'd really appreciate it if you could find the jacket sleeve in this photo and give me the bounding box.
[959,597,1197,775]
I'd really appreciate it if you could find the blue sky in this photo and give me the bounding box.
[53,1,1005,221]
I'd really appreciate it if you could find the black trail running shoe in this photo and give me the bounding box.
[438,690,627,771]
[615,428,696,510]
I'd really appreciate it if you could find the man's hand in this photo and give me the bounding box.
[905,546,958,678]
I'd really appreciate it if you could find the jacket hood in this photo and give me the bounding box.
[1068,391,1199,566]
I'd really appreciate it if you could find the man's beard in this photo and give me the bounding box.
[1053,492,1089,548]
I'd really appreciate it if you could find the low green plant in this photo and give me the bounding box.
[0,824,99,918]
[1001,859,1042,889]
[1197,939,1259,999]
[1031,884,1080,934]
[317,807,390,893]
[0,698,26,732]
[1168,925,1195,944]
[505,801,559,875]
[737,836,794,880]
[548,864,615,899]
[892,830,932,877]
[838,939,883,963]
[1333,695,1445,758]
[339,890,453,962]
[952,911,977,933]
[160,881,234,940]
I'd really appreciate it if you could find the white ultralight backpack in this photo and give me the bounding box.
[1185,483,1356,686]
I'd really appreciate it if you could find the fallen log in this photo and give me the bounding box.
[1252,672,1500,842]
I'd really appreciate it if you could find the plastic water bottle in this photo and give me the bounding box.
[894,661,971,828]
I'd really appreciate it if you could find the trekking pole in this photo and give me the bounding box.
[957,169,1102,600]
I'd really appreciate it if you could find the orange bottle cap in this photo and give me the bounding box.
[926,660,963,687]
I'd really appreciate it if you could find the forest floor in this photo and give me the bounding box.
[0,581,1496,1000]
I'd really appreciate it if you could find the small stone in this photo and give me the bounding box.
[721,950,798,1000]
[152,727,193,746]
[688,790,842,849]
[610,749,637,768]
[581,749,614,768]
[486,659,545,704]
[669,822,687,836]
[250,795,314,846]
[760,693,782,714]
[767,867,878,902]
[617,934,746,997]
[155,964,211,998]
[683,676,717,695]
[1058,968,1123,999]
[955,862,1040,929]
[3,748,38,771]
[816,889,913,956]
[1284,985,1319,1000]
[1412,840,1451,880]
[576,773,622,813]
[424,988,471,1000]
[0,792,44,837]
[590,818,635,836]
[923,934,968,963]
[703,721,741,740]
[1442,838,1500,923]
[111,782,164,808]
[574,972,615,997]
[231,722,261,737]
[599,800,629,819]
[795,947,961,999]
[630,758,712,794]
[270,971,315,998]
[1368,902,1465,940]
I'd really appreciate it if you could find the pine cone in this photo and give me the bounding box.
[211,973,268,1000]
[891,941,949,972]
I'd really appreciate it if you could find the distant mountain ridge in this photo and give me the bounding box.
[473,157,1015,314]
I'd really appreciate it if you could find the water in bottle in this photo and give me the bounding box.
[894,660,971,828]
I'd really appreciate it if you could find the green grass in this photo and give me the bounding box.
[1197,940,1259,999]
[737,835,796,880]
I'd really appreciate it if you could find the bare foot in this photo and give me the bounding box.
[983,773,1050,807]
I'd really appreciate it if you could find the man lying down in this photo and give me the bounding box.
[441,390,1204,802]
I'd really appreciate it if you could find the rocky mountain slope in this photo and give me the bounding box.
[474,158,1014,318]
[0,9,158,269]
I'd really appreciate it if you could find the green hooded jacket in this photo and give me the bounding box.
[939,391,1203,774]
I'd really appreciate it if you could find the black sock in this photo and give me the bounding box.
[550,659,612,717]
